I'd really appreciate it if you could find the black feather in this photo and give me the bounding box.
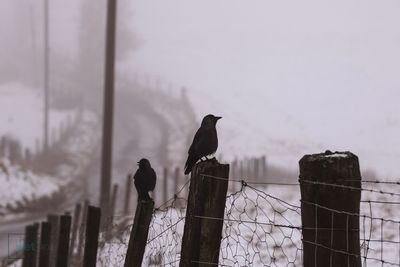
[133,158,157,200]
[184,114,221,175]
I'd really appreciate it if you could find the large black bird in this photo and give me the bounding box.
[184,114,222,175]
[133,158,157,200]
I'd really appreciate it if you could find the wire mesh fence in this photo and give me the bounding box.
[4,177,399,267]
[89,174,400,267]
[219,182,302,266]
[96,181,189,267]
[185,173,400,267]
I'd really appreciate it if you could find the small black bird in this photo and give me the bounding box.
[184,114,222,175]
[133,158,157,200]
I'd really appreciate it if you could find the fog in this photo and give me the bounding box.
[1,0,399,173]
[1,0,400,264]
[124,0,400,177]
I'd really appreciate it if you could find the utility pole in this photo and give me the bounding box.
[43,0,49,152]
[100,0,118,227]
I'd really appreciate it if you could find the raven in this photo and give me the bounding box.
[133,158,157,200]
[184,114,222,175]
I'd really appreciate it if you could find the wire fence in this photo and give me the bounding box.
[96,181,190,267]
[95,173,400,267]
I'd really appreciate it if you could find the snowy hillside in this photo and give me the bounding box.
[0,158,65,216]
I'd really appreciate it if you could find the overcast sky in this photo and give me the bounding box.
[123,0,400,176]
[1,0,400,177]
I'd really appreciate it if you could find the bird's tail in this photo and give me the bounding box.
[184,154,197,175]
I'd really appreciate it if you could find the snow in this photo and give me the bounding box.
[0,82,98,220]
[0,158,65,216]
[0,82,78,151]
[324,153,349,158]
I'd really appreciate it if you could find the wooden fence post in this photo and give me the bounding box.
[180,160,230,267]
[174,167,182,206]
[261,155,267,180]
[68,203,82,262]
[38,221,51,267]
[254,158,260,181]
[77,200,89,261]
[124,199,155,267]
[55,214,71,267]
[163,167,168,203]
[239,160,244,178]
[35,138,41,156]
[110,184,119,220]
[22,223,39,267]
[83,206,101,267]
[47,214,59,267]
[106,184,119,239]
[124,174,132,216]
[0,136,5,157]
[230,160,237,192]
[299,151,361,267]
[174,167,180,193]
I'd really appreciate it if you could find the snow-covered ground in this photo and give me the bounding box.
[0,82,98,219]
[0,158,66,216]
[0,82,78,151]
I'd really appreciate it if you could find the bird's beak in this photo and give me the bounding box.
[137,161,140,165]
[215,116,222,121]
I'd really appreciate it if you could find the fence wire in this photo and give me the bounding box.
[219,183,303,266]
[96,174,400,267]
[201,174,400,267]
[96,180,189,267]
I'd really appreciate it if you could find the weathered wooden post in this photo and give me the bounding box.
[22,223,39,267]
[68,203,82,262]
[239,160,244,178]
[110,184,119,218]
[180,160,230,267]
[38,222,51,267]
[47,214,59,267]
[106,184,119,239]
[55,214,71,267]
[124,174,132,216]
[35,138,41,156]
[174,167,180,193]
[261,155,267,180]
[83,206,101,267]
[174,167,182,206]
[24,148,32,167]
[0,136,6,157]
[77,200,89,262]
[254,158,260,181]
[124,199,154,267]
[299,151,361,267]
[163,167,168,203]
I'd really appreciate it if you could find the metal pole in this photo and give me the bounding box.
[43,0,49,151]
[100,0,118,226]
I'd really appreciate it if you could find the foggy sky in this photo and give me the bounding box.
[123,0,400,177]
[1,0,400,177]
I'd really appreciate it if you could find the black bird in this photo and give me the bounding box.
[184,114,222,175]
[133,158,157,200]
